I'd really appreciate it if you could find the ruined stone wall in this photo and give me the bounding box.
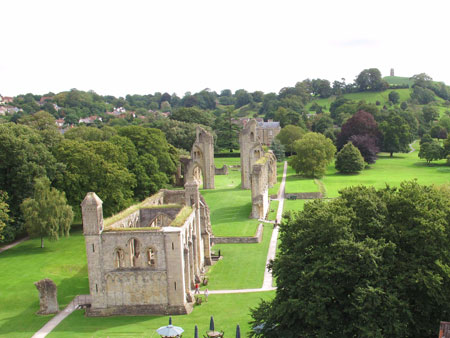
[214,165,229,175]
[239,119,263,189]
[82,182,212,317]
[251,160,270,219]
[211,223,263,244]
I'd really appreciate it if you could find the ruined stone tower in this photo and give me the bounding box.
[239,119,264,189]
[390,68,394,76]
[185,127,215,189]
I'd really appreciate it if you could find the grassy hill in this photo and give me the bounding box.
[383,76,414,86]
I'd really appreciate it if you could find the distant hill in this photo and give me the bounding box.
[383,76,414,87]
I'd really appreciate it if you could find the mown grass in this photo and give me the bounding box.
[305,88,412,112]
[0,228,89,338]
[284,166,318,194]
[206,223,273,290]
[321,145,449,198]
[202,157,259,237]
[48,291,275,338]
[267,200,279,221]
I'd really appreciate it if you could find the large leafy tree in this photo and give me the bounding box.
[170,107,215,126]
[21,177,73,248]
[0,191,10,241]
[214,109,240,152]
[0,123,59,221]
[419,139,444,164]
[276,125,306,153]
[335,142,365,173]
[355,68,388,92]
[250,182,450,338]
[289,132,336,178]
[337,110,381,149]
[54,139,136,216]
[380,113,411,157]
[349,134,379,164]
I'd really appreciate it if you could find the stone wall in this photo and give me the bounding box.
[285,192,323,199]
[214,165,229,175]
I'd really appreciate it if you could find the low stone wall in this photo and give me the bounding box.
[214,165,229,175]
[285,192,323,199]
[211,223,263,244]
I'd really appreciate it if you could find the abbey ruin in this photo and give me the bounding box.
[81,179,212,316]
[240,119,277,219]
[178,127,215,189]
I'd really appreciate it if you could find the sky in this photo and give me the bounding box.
[1,0,449,97]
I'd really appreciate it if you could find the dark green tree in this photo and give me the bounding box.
[335,142,365,173]
[388,91,400,104]
[289,132,336,178]
[21,177,73,248]
[269,139,285,162]
[170,107,214,127]
[379,113,411,157]
[214,109,240,152]
[0,191,10,241]
[419,139,444,164]
[250,182,450,338]
[276,125,306,153]
[423,105,439,123]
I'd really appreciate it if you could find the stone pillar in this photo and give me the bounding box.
[34,279,59,314]
[183,246,193,302]
[188,240,195,288]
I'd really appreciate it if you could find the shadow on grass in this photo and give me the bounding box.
[0,265,89,336]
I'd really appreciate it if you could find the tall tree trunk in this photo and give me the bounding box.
[41,236,44,248]
[390,152,393,157]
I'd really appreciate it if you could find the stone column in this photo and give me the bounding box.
[35,279,59,314]
[188,240,195,288]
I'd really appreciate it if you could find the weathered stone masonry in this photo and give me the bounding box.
[81,180,212,316]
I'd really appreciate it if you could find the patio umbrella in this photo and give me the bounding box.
[236,324,241,338]
[194,325,199,338]
[156,324,184,337]
[209,316,215,331]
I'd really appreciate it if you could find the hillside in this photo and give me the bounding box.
[383,76,414,86]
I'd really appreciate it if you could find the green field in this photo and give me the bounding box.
[206,223,273,290]
[305,88,412,112]
[0,229,89,338]
[284,166,318,194]
[48,291,274,338]
[201,157,259,237]
[383,76,414,86]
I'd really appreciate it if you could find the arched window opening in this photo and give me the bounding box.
[114,248,124,268]
[147,247,156,266]
[250,132,255,142]
[129,238,140,267]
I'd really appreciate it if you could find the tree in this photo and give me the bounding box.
[170,107,215,127]
[349,134,379,164]
[419,139,444,164]
[250,182,450,338]
[234,89,253,108]
[289,132,336,178]
[269,139,285,162]
[274,107,301,127]
[388,91,400,104]
[422,105,439,123]
[0,191,10,241]
[311,114,333,134]
[379,113,411,157]
[355,68,388,92]
[335,142,365,173]
[337,110,381,149]
[21,177,73,248]
[214,109,240,152]
[411,86,435,104]
[276,125,306,153]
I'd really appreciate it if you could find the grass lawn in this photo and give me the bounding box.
[267,200,279,221]
[0,227,89,338]
[202,157,259,237]
[284,166,318,194]
[206,224,273,290]
[48,291,275,338]
[305,88,412,112]
[283,199,308,214]
[321,147,449,198]
[268,162,284,196]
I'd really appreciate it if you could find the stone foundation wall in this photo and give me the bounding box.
[285,192,323,199]
[211,223,263,244]
[86,303,193,316]
[214,165,229,175]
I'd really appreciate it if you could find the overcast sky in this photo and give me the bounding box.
[1,0,448,97]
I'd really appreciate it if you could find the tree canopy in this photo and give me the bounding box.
[21,177,73,248]
[250,182,450,338]
[335,142,365,173]
[288,132,336,178]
